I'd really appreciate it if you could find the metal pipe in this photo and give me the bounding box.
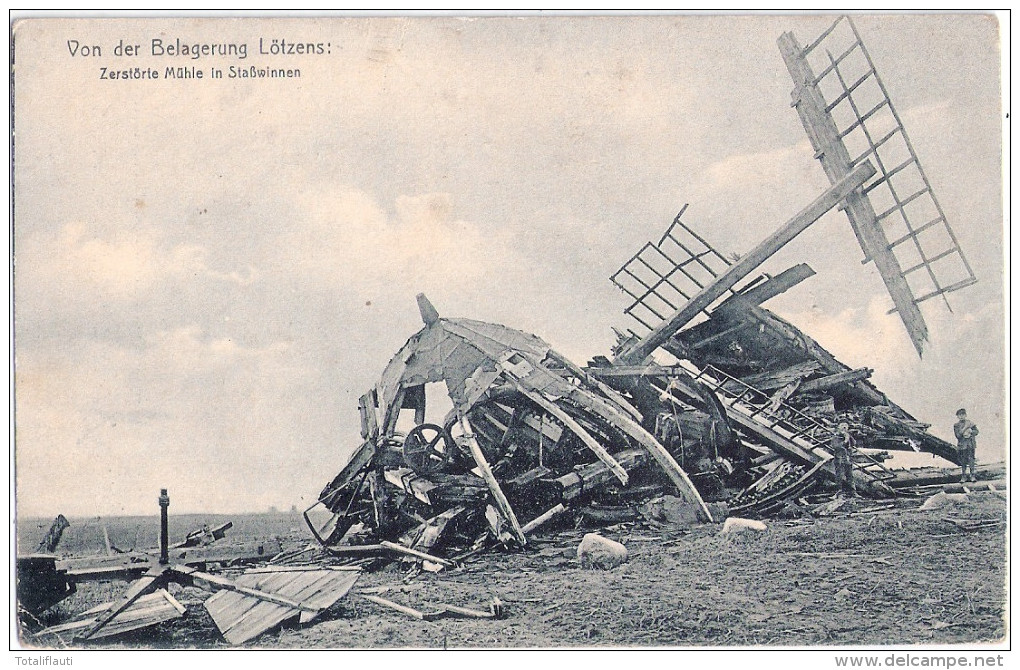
[158,488,170,564]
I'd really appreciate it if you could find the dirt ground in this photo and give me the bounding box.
[21,490,1007,649]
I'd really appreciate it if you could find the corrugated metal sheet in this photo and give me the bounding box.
[204,567,360,645]
[39,589,184,640]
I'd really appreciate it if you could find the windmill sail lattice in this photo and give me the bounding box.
[779,16,976,355]
[610,205,735,336]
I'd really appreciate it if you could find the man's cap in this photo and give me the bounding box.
[956,408,967,416]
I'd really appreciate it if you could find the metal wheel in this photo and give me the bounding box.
[402,423,453,475]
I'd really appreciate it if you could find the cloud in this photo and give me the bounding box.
[270,186,515,298]
[18,220,255,308]
[778,296,918,374]
[15,326,327,517]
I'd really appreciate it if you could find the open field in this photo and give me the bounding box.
[17,492,1007,648]
[16,512,308,557]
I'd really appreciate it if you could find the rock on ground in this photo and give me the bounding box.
[577,533,628,569]
[719,517,768,535]
[919,492,969,511]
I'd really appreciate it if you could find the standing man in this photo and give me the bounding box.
[830,422,857,495]
[953,408,979,482]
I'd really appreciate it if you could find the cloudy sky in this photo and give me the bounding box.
[13,14,1004,518]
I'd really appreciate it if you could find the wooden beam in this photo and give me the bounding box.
[743,306,889,406]
[728,361,823,393]
[585,364,687,379]
[656,373,883,491]
[563,386,714,522]
[460,418,527,546]
[512,382,629,486]
[799,367,873,392]
[779,32,928,357]
[716,263,817,314]
[615,160,875,365]
[551,449,647,501]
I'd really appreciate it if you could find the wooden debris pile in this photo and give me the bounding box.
[306,14,981,566]
[18,503,510,646]
[19,497,365,646]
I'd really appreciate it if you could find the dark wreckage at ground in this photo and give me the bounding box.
[19,16,994,646]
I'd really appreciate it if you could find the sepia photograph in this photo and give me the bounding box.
[10,11,1008,659]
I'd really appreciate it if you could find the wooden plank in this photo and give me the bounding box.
[512,383,629,486]
[317,438,377,511]
[565,387,714,522]
[379,541,457,569]
[742,306,890,406]
[459,417,527,546]
[78,568,165,640]
[799,367,873,392]
[324,544,386,556]
[362,594,442,621]
[206,596,296,645]
[190,569,321,612]
[161,589,187,614]
[41,590,183,639]
[615,160,875,365]
[521,503,568,534]
[585,364,687,378]
[36,515,70,553]
[244,565,362,574]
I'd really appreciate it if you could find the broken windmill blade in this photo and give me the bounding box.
[603,212,959,488]
[171,521,234,549]
[614,160,875,366]
[779,15,977,357]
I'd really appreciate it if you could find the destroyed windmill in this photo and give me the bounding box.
[305,16,977,554]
